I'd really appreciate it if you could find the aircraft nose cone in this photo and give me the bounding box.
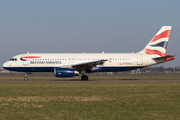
[3,63,7,68]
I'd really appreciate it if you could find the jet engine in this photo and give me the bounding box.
[54,68,79,77]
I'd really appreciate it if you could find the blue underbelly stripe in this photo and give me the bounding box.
[4,66,145,72]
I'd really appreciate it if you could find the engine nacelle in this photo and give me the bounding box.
[54,68,79,77]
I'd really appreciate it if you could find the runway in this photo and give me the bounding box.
[1,79,180,82]
[1,73,180,82]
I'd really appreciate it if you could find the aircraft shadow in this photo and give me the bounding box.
[49,79,139,81]
[50,79,83,81]
[121,79,139,80]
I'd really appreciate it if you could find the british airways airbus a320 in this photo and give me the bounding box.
[3,26,175,81]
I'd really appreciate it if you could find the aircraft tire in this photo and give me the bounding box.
[24,76,28,81]
[81,75,88,81]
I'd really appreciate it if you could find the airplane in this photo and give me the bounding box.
[2,26,175,81]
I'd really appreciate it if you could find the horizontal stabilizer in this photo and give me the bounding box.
[153,55,175,62]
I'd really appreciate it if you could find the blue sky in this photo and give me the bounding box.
[0,1,180,68]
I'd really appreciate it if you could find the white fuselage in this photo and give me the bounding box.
[3,53,158,72]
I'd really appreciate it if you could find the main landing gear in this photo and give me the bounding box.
[81,75,88,81]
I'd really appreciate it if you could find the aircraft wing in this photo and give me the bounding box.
[72,60,108,70]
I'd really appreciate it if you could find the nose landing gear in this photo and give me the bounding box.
[24,75,28,81]
[24,73,28,81]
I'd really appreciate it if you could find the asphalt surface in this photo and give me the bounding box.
[1,80,180,82]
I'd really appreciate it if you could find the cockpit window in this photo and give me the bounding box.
[9,58,17,61]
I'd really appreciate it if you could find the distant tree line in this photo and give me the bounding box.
[139,66,180,73]
[94,66,180,75]
[111,66,180,74]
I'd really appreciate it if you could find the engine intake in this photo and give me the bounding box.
[54,68,79,77]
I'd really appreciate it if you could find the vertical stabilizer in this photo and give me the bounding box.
[139,26,172,57]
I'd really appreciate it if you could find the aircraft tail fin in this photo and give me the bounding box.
[139,26,172,57]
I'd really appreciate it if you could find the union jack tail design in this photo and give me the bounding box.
[140,26,172,57]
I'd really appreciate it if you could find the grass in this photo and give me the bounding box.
[0,74,180,119]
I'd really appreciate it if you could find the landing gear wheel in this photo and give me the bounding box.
[81,75,88,81]
[24,76,28,81]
